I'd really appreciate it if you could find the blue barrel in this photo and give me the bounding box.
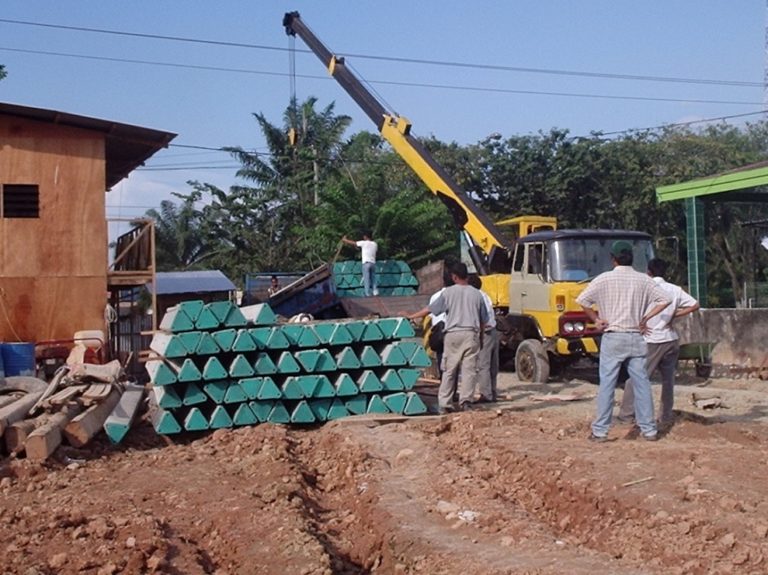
[1,342,36,377]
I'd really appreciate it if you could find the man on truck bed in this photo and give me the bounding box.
[342,232,378,297]
[576,241,670,442]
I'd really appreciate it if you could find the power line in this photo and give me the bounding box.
[0,17,761,89]
[0,46,761,107]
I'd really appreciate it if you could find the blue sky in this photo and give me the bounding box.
[0,1,763,237]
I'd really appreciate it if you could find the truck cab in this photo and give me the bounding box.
[503,229,655,381]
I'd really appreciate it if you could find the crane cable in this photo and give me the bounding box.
[287,33,297,146]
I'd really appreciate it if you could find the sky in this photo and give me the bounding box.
[0,1,764,239]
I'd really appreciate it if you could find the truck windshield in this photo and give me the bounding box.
[549,238,654,282]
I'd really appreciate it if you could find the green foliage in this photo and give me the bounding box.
[143,193,212,271]
[147,94,768,305]
[0,65,6,81]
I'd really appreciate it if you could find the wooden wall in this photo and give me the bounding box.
[0,116,108,343]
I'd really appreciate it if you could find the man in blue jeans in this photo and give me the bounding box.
[576,241,671,442]
[342,232,378,296]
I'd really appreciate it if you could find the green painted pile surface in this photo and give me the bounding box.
[147,300,430,434]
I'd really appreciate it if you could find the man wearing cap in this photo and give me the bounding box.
[576,240,671,442]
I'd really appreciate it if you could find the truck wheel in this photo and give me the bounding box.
[515,339,550,383]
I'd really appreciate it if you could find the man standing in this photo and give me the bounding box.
[468,274,499,402]
[576,241,671,442]
[404,262,489,414]
[342,232,378,296]
[618,258,700,429]
[267,275,281,297]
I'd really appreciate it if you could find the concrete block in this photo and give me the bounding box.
[150,333,189,359]
[366,394,390,414]
[224,382,248,404]
[404,392,428,415]
[195,332,221,355]
[361,321,385,342]
[203,381,228,404]
[333,373,359,397]
[184,407,209,431]
[408,346,432,368]
[280,376,304,400]
[209,405,234,429]
[290,400,316,424]
[359,346,381,367]
[267,402,290,424]
[276,351,301,374]
[183,383,208,406]
[249,400,273,423]
[232,329,258,352]
[176,300,204,322]
[313,375,336,398]
[357,370,383,393]
[233,403,258,426]
[256,377,282,400]
[398,368,420,390]
[194,306,220,330]
[380,369,405,391]
[229,354,255,378]
[266,327,291,349]
[239,377,263,400]
[159,306,195,333]
[202,356,228,380]
[380,343,408,366]
[392,317,416,338]
[240,303,277,326]
[152,408,182,435]
[145,359,177,386]
[248,327,271,349]
[212,328,237,352]
[153,386,182,409]
[383,392,408,414]
[334,347,360,369]
[253,352,277,375]
[344,394,367,415]
[177,358,202,383]
[329,323,354,345]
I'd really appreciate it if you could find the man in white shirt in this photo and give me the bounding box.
[618,258,699,428]
[342,232,378,296]
[468,274,498,402]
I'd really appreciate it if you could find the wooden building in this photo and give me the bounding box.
[0,102,175,345]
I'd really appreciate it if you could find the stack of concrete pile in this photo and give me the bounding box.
[146,300,431,434]
[333,260,418,297]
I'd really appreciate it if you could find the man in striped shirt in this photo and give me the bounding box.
[576,240,671,442]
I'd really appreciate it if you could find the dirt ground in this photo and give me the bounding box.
[2,365,768,575]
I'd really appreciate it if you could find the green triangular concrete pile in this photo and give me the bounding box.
[147,299,433,435]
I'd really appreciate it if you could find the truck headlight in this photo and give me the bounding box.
[563,322,575,333]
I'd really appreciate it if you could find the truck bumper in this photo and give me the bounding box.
[555,336,599,356]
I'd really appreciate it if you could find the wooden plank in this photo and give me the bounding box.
[0,392,44,436]
[45,385,87,407]
[4,414,50,454]
[82,384,114,405]
[103,384,145,444]
[25,402,83,462]
[0,393,24,409]
[63,388,122,448]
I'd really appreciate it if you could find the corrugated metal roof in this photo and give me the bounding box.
[0,101,176,189]
[149,270,236,295]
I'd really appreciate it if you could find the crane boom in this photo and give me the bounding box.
[283,11,512,273]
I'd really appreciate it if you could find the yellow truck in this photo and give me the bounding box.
[283,12,655,381]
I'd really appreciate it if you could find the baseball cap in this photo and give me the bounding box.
[610,240,633,257]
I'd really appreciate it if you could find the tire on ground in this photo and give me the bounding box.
[514,339,550,383]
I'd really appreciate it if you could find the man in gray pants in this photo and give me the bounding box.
[405,262,489,413]
[618,258,700,428]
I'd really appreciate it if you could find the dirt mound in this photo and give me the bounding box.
[2,378,768,574]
